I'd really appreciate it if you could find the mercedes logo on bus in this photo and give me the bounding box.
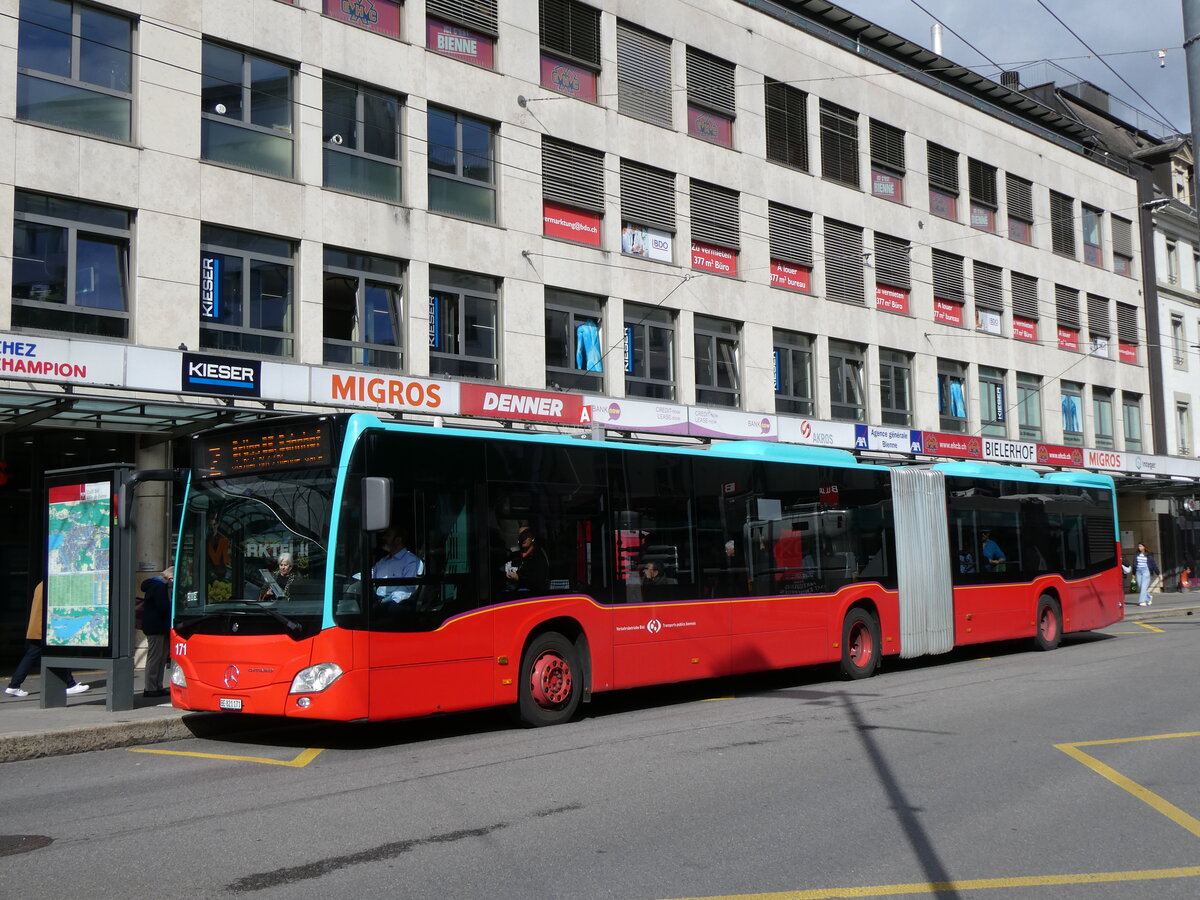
[224,665,240,689]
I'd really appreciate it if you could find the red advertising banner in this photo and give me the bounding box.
[1118,342,1139,364]
[770,260,811,293]
[1012,317,1038,342]
[871,170,903,203]
[460,384,591,425]
[691,241,738,276]
[875,285,909,314]
[426,18,495,68]
[543,201,601,247]
[1057,327,1079,351]
[933,298,964,326]
[921,431,983,459]
[686,106,733,147]
[323,0,401,39]
[1036,443,1084,467]
[540,55,597,102]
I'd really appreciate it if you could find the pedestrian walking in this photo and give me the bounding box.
[4,582,90,698]
[1131,542,1160,607]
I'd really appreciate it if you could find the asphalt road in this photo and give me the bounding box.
[3,615,1200,900]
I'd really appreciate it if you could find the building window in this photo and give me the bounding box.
[200,225,294,357]
[1050,191,1076,258]
[1087,294,1110,359]
[1082,205,1103,267]
[773,329,813,415]
[829,340,866,422]
[542,137,604,246]
[874,233,911,314]
[973,261,1003,335]
[690,181,739,276]
[979,367,1007,437]
[928,143,959,220]
[869,120,905,203]
[16,0,133,142]
[1006,173,1034,244]
[1112,215,1133,276]
[932,250,965,326]
[938,359,968,432]
[1011,271,1039,341]
[1178,402,1193,456]
[427,106,496,223]
[694,315,740,407]
[820,100,859,188]
[1093,388,1115,449]
[1123,394,1143,450]
[879,349,912,426]
[428,267,499,380]
[616,21,671,128]
[764,78,808,172]
[768,203,813,293]
[1017,373,1042,441]
[322,76,401,203]
[1061,381,1084,446]
[824,219,864,305]
[686,47,735,147]
[1055,284,1081,351]
[1117,302,1139,363]
[1176,315,1191,368]
[201,41,295,178]
[322,247,404,370]
[968,159,997,232]
[427,0,498,69]
[624,303,675,400]
[620,159,675,262]
[1166,240,1180,285]
[11,191,130,339]
[546,289,603,392]
[539,0,601,102]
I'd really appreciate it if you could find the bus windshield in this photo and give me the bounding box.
[176,469,334,628]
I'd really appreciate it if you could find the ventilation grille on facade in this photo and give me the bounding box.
[686,47,735,115]
[427,0,498,35]
[617,23,672,128]
[932,250,964,303]
[690,180,739,249]
[825,219,865,304]
[974,261,1003,312]
[621,159,675,232]
[543,137,604,211]
[769,203,813,265]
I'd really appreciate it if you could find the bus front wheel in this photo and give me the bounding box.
[1034,595,1062,651]
[517,632,582,727]
[840,607,880,679]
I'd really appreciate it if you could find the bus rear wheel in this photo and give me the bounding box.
[1034,595,1062,651]
[518,632,582,727]
[840,607,880,679]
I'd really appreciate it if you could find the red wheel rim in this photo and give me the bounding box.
[1040,606,1058,642]
[530,650,573,708]
[848,621,874,669]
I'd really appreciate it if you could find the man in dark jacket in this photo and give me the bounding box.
[142,569,173,699]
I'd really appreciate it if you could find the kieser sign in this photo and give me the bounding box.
[181,352,261,398]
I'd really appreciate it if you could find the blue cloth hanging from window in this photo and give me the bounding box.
[575,319,603,372]
[949,379,967,417]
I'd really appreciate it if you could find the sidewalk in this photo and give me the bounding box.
[3,590,1199,763]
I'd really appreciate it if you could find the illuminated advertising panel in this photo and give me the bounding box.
[45,480,113,650]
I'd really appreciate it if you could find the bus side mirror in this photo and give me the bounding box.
[362,477,392,533]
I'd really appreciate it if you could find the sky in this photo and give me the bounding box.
[835,0,1192,137]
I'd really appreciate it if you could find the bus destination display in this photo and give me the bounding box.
[196,423,332,477]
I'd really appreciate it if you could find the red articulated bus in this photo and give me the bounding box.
[167,413,1124,726]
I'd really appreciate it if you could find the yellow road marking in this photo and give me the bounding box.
[703,696,736,702]
[665,866,1200,899]
[1055,731,1200,839]
[128,746,324,767]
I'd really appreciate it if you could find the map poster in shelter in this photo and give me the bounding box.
[45,481,112,648]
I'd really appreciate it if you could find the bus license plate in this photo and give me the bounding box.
[219,698,243,711]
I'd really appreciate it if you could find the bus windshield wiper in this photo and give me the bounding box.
[255,604,306,640]
[174,608,305,640]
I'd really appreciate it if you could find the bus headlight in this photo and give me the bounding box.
[290,663,344,694]
[170,661,187,688]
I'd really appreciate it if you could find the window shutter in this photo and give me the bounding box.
[427,0,498,35]
[621,159,675,232]
[968,159,997,206]
[1117,302,1138,343]
[1087,294,1110,336]
[824,218,865,305]
[1011,272,1039,319]
[617,22,672,127]
[1050,191,1076,255]
[764,79,808,171]
[874,233,910,289]
[927,144,959,193]
[542,137,604,212]
[932,250,964,303]
[1112,216,1133,257]
[974,261,1003,312]
[1055,284,1081,329]
[768,203,813,265]
[819,99,859,187]
[1006,174,1033,221]
[686,47,735,116]
[690,180,739,249]
[870,120,905,171]
[540,0,600,66]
